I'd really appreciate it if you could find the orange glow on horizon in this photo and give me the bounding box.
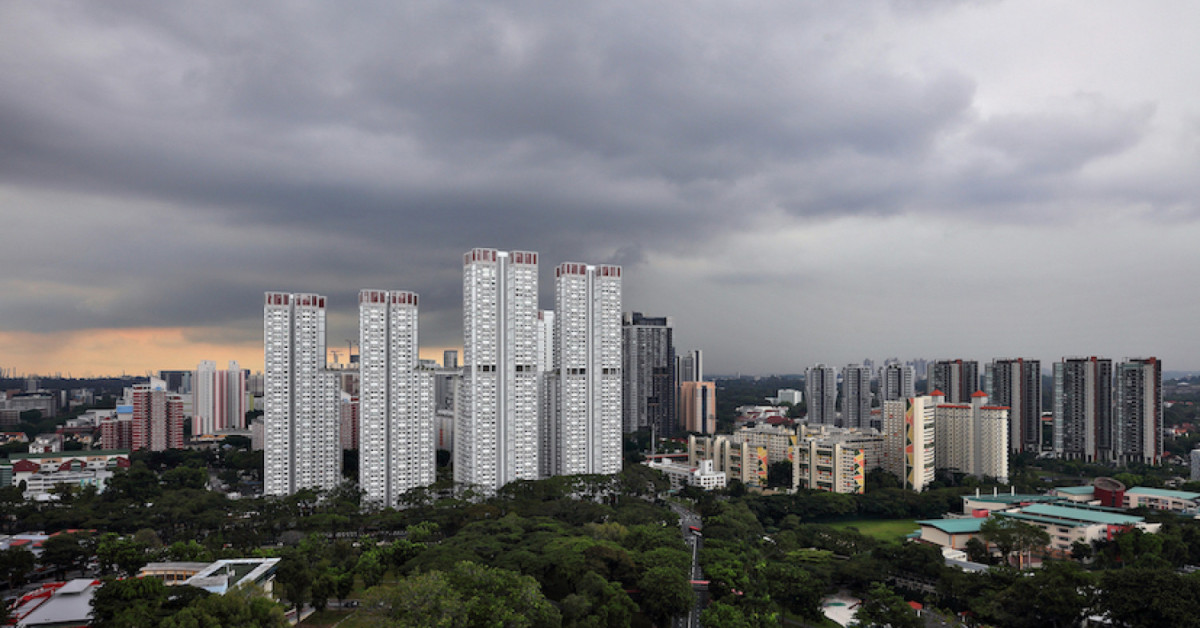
[0,328,464,377]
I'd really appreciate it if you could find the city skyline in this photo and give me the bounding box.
[3,2,1199,376]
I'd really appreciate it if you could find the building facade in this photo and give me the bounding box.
[1114,357,1162,465]
[128,378,184,451]
[928,359,979,404]
[678,349,703,384]
[548,262,623,476]
[882,396,936,492]
[805,364,838,425]
[358,290,436,507]
[989,358,1041,454]
[679,381,716,435]
[879,363,915,403]
[841,364,872,429]
[792,426,884,494]
[934,391,1009,483]
[193,360,247,436]
[264,292,341,496]
[456,249,540,491]
[1053,356,1114,462]
[688,434,754,486]
[621,312,676,437]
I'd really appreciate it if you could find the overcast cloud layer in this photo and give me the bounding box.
[2,1,1198,375]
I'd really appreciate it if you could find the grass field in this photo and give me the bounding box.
[825,519,919,542]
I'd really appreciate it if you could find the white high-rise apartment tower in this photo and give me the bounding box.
[193,360,246,436]
[549,262,623,476]
[263,292,341,496]
[358,290,435,508]
[457,249,540,491]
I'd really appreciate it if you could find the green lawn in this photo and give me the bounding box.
[825,519,919,542]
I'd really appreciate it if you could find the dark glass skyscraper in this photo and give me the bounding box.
[621,312,676,437]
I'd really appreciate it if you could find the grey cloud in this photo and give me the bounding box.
[971,99,1154,175]
[1,1,1197,371]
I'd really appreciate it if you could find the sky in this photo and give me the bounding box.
[1,1,1198,377]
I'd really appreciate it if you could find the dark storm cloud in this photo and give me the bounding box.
[1,1,1195,370]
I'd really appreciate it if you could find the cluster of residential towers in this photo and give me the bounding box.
[798,357,1163,491]
[263,249,625,507]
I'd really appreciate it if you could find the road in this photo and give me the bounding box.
[669,502,707,628]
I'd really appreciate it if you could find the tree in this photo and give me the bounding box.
[701,601,754,627]
[637,565,692,624]
[965,536,991,564]
[972,561,1097,628]
[0,546,36,589]
[89,576,172,627]
[980,517,1048,567]
[851,582,921,628]
[96,533,150,577]
[1070,540,1093,562]
[333,568,355,603]
[159,585,288,628]
[274,552,313,612]
[162,466,208,491]
[310,568,336,612]
[569,572,637,627]
[356,548,386,588]
[165,540,212,562]
[364,561,560,628]
[767,461,793,489]
[41,532,91,578]
[1097,568,1200,628]
[762,562,824,621]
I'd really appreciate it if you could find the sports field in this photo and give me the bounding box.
[825,519,918,542]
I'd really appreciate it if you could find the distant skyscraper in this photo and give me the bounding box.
[128,377,183,451]
[805,364,837,425]
[358,290,436,507]
[678,350,703,383]
[443,350,458,370]
[990,358,1042,453]
[456,249,540,491]
[928,359,979,403]
[1114,357,1162,465]
[264,292,341,496]
[622,312,676,436]
[679,381,716,434]
[1053,356,1113,462]
[157,371,192,394]
[193,360,246,436]
[841,364,872,429]
[879,363,915,402]
[547,262,623,476]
